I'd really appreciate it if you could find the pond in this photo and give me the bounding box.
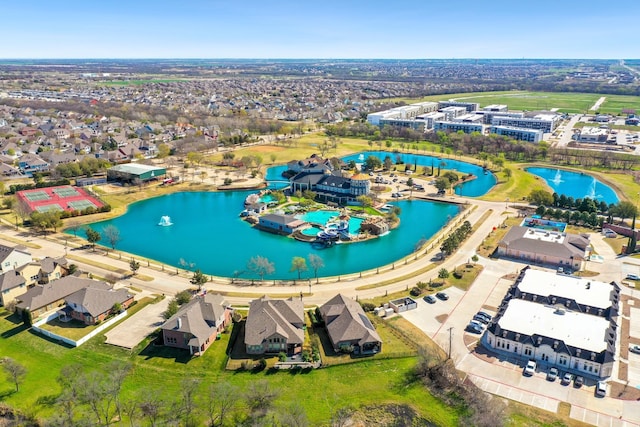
[526,167,619,204]
[82,191,459,280]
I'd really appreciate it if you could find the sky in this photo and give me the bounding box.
[1,0,638,59]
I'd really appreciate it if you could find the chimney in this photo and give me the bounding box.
[177,317,182,329]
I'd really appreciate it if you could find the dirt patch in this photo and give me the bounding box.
[350,404,437,427]
[463,334,480,348]
[610,380,640,400]
[482,305,498,312]
[619,361,628,382]
[435,314,448,324]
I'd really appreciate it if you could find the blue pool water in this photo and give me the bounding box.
[296,210,364,235]
[526,167,619,204]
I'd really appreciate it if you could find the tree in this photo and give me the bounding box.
[190,269,208,291]
[383,155,393,171]
[247,255,275,281]
[438,268,450,280]
[528,189,554,206]
[356,195,373,208]
[206,382,239,427]
[503,168,512,180]
[129,259,140,276]
[363,155,382,171]
[1,357,26,392]
[308,254,324,284]
[103,225,121,251]
[290,256,308,279]
[245,380,279,418]
[85,227,101,251]
[471,255,479,264]
[612,200,637,224]
[163,299,179,319]
[434,176,450,192]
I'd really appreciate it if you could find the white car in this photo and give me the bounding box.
[523,360,536,376]
[595,381,607,397]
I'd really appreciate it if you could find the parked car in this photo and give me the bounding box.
[476,311,492,322]
[630,344,640,354]
[469,319,484,329]
[574,375,584,388]
[595,381,607,397]
[465,322,483,334]
[423,295,437,304]
[472,314,489,325]
[546,367,559,382]
[436,292,449,301]
[523,360,537,376]
[561,372,573,385]
[626,273,640,280]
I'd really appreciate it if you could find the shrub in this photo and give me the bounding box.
[278,352,287,362]
[224,178,233,186]
[410,287,422,297]
[254,358,267,371]
[339,344,354,354]
[417,281,428,290]
[301,350,311,362]
[453,271,463,279]
[360,302,376,312]
[175,290,192,305]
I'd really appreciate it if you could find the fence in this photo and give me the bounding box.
[32,310,128,347]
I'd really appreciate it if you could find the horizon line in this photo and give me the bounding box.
[0,57,637,61]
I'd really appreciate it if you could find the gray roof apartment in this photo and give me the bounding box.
[245,296,304,347]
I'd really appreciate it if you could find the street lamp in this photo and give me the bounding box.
[447,327,454,360]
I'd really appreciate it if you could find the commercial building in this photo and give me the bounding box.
[107,163,166,184]
[290,170,370,205]
[437,101,479,112]
[492,113,561,133]
[577,127,609,143]
[483,267,618,380]
[433,121,483,134]
[490,126,544,143]
[497,226,590,271]
[366,102,438,126]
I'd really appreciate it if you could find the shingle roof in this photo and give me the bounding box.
[16,276,110,312]
[245,296,304,346]
[319,294,382,347]
[162,294,229,347]
[0,270,25,292]
[65,287,132,317]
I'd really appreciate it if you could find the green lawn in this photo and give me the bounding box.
[0,307,460,425]
[381,91,640,115]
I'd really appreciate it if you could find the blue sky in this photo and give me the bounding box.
[1,0,638,59]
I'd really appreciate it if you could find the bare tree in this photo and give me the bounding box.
[103,225,121,251]
[247,255,275,281]
[1,357,26,392]
[245,380,279,418]
[278,402,309,427]
[206,382,239,427]
[308,254,324,284]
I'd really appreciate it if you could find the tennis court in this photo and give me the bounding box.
[67,200,97,211]
[35,204,63,213]
[23,190,50,202]
[53,186,80,198]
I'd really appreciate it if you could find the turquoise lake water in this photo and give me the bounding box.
[81,152,495,279]
[84,192,459,280]
[526,167,619,204]
[296,210,364,234]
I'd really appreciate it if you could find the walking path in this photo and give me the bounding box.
[590,96,607,111]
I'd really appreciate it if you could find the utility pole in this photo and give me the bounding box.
[447,327,454,360]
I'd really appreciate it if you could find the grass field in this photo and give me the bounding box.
[383,91,640,115]
[0,307,460,426]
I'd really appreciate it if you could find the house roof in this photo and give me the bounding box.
[16,276,111,312]
[0,244,31,264]
[260,213,303,226]
[245,296,304,346]
[66,287,132,317]
[0,270,26,292]
[40,256,67,274]
[499,226,589,260]
[162,294,229,347]
[319,294,382,346]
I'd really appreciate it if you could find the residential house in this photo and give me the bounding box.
[0,271,27,307]
[16,276,111,317]
[18,256,67,287]
[319,294,382,354]
[63,287,134,325]
[0,244,32,274]
[245,296,304,355]
[162,293,233,356]
[18,154,49,174]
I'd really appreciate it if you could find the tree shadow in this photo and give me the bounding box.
[1,321,28,339]
[138,341,193,364]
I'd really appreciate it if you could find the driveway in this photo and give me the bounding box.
[105,297,169,349]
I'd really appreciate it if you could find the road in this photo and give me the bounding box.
[553,114,582,148]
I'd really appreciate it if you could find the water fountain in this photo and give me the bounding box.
[358,153,365,161]
[551,169,562,185]
[158,215,173,226]
[586,177,597,199]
